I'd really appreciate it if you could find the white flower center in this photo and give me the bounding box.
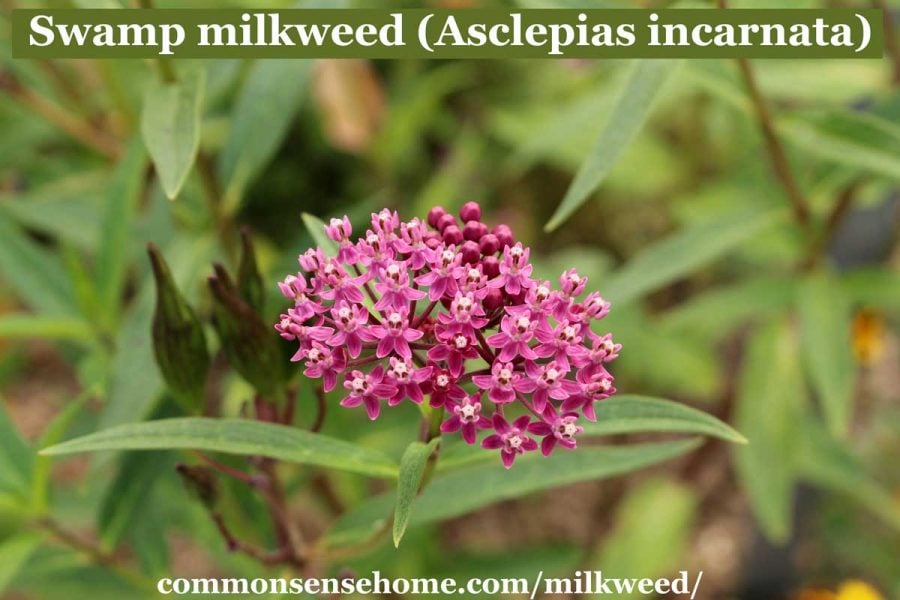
[436,374,449,388]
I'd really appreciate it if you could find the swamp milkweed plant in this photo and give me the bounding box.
[276,203,621,468]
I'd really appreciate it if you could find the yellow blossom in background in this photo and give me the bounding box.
[851,309,886,366]
[796,580,885,600]
[836,580,884,600]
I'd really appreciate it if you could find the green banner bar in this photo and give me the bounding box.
[11,9,883,59]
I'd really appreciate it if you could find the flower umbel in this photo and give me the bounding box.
[277,202,620,468]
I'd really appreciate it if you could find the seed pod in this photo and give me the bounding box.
[209,264,286,401]
[237,227,265,313]
[148,243,209,413]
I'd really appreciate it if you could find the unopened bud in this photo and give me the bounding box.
[148,243,209,413]
[237,227,265,313]
[209,264,286,400]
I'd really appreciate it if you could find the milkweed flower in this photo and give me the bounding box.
[276,201,620,468]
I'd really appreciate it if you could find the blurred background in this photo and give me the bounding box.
[1,0,899,599]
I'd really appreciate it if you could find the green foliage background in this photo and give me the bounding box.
[1,0,900,598]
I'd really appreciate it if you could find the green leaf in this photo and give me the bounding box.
[601,306,720,399]
[40,417,398,478]
[660,277,796,339]
[593,478,696,593]
[797,419,900,532]
[733,318,805,544]
[0,212,75,316]
[545,59,679,232]
[0,534,41,594]
[95,138,147,322]
[796,273,856,437]
[841,268,900,313]
[0,314,93,343]
[32,390,93,514]
[219,59,312,208]
[141,70,205,200]
[782,110,900,182]
[0,397,33,498]
[325,439,700,548]
[393,438,440,548]
[99,450,175,549]
[583,395,746,444]
[601,207,785,305]
[301,212,339,255]
[0,170,106,252]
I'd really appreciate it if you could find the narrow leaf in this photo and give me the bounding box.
[583,395,746,444]
[40,417,398,478]
[601,207,784,305]
[660,277,796,339]
[219,59,312,207]
[733,318,805,544]
[0,398,33,498]
[545,60,679,231]
[796,273,856,437]
[326,439,700,548]
[0,534,40,594]
[0,213,75,316]
[0,314,93,343]
[393,438,440,547]
[841,268,900,313]
[782,110,900,182]
[594,478,696,587]
[797,419,900,531]
[141,70,205,200]
[96,138,147,320]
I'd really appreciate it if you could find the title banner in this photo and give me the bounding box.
[12,9,883,59]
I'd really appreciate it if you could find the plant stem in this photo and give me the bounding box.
[35,518,157,593]
[311,385,327,433]
[0,72,120,159]
[716,0,811,231]
[874,0,900,85]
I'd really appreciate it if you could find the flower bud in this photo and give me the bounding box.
[460,241,480,265]
[237,228,264,313]
[479,233,500,256]
[437,213,457,233]
[459,201,482,223]
[427,206,446,228]
[209,264,286,401]
[482,255,500,278]
[483,287,504,310]
[463,221,487,242]
[442,225,463,245]
[148,243,210,413]
[493,224,514,250]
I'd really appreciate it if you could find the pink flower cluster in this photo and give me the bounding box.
[276,203,620,468]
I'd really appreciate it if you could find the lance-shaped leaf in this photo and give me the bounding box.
[733,318,805,544]
[325,439,700,548]
[148,244,209,413]
[141,70,205,200]
[796,272,856,437]
[40,417,398,478]
[393,438,440,547]
[583,395,746,444]
[545,59,679,232]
